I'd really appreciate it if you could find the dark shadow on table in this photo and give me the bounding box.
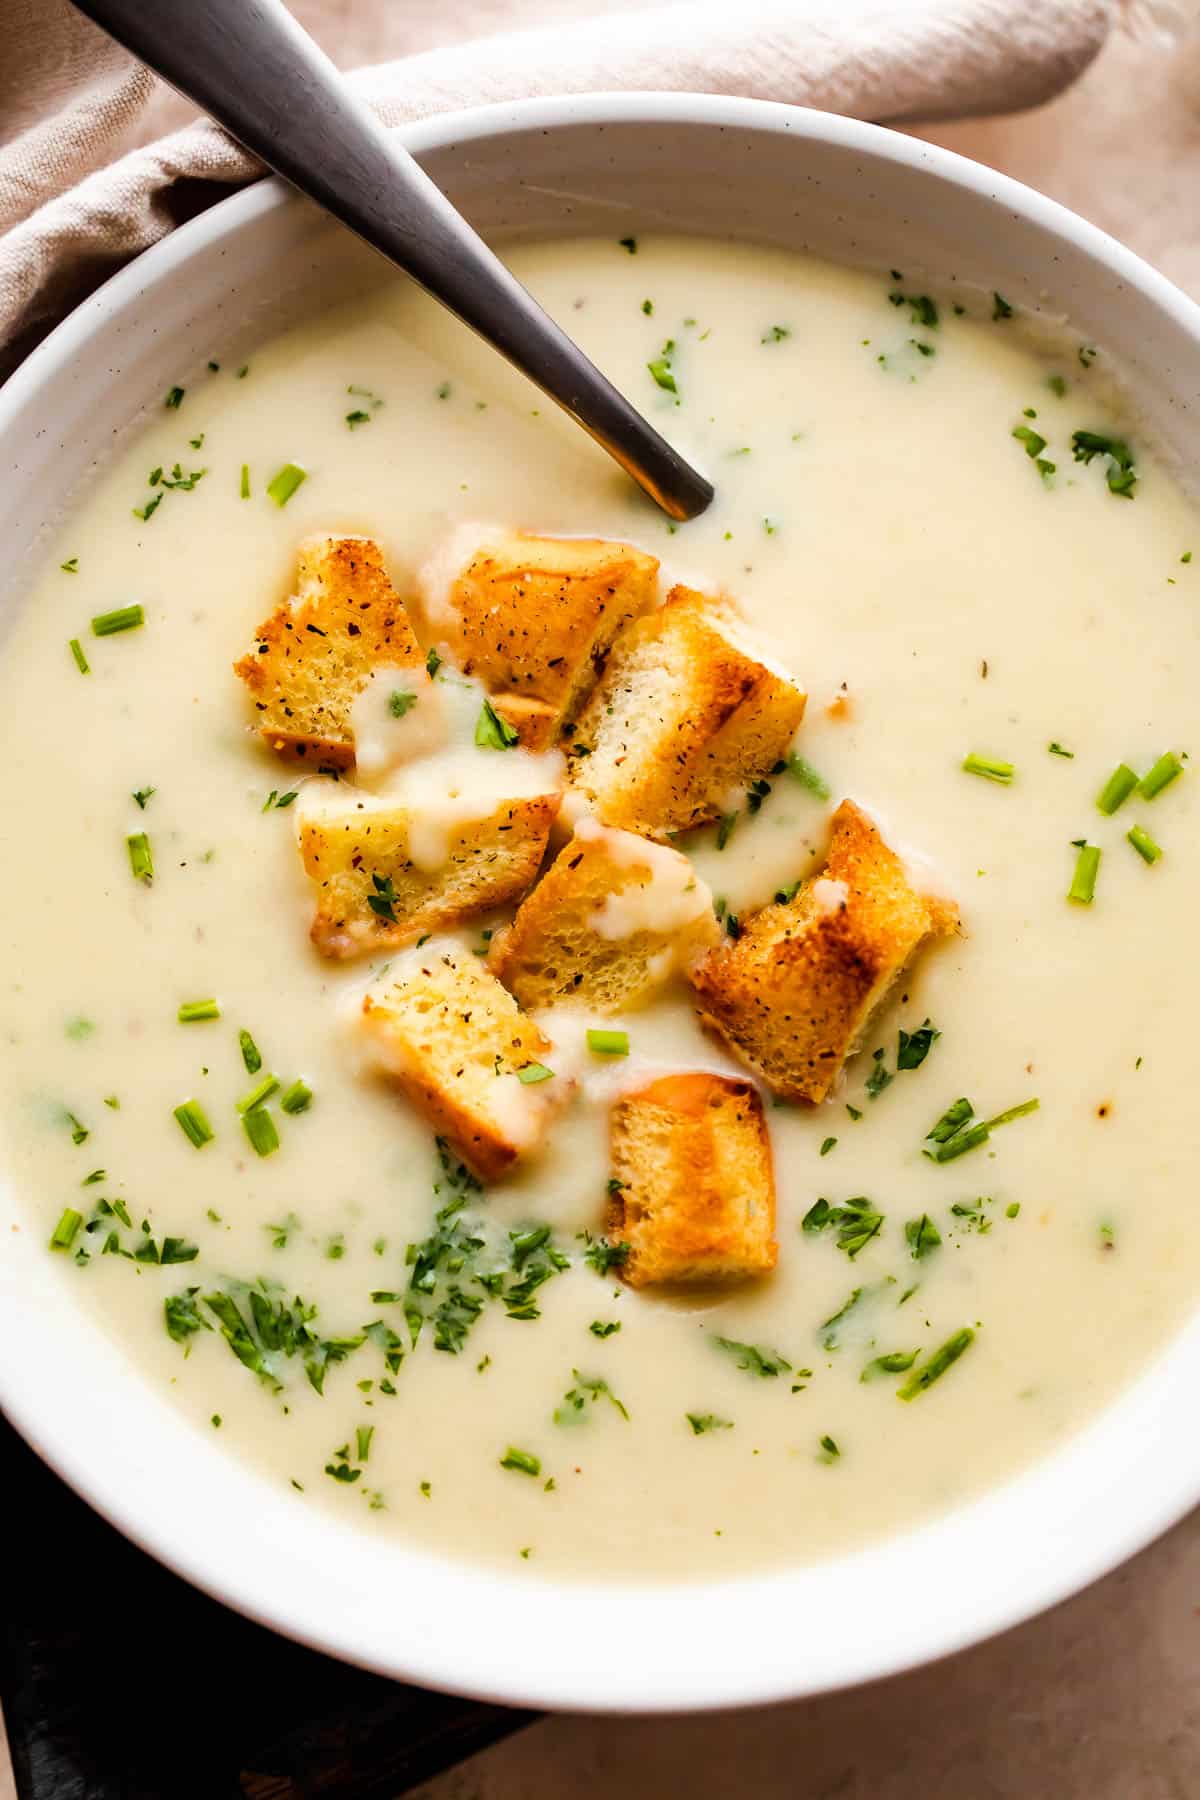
[0,1412,532,1800]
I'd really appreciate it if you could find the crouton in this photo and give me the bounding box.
[298,778,560,958]
[488,818,719,1013]
[607,1073,777,1286]
[360,942,568,1181]
[689,800,958,1103]
[417,526,659,749]
[568,586,806,838]
[234,535,423,766]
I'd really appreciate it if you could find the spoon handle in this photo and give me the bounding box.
[70,0,714,521]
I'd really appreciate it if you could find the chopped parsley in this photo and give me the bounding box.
[1071,429,1137,498]
[820,1286,864,1349]
[132,786,155,809]
[897,1019,940,1070]
[475,697,519,749]
[584,1238,630,1276]
[819,1136,837,1157]
[861,1350,918,1381]
[164,386,185,409]
[589,1320,621,1338]
[366,873,400,922]
[712,1335,791,1378]
[904,1214,942,1259]
[801,1195,883,1259]
[1048,742,1074,758]
[553,1370,629,1424]
[992,292,1014,320]
[687,1413,733,1435]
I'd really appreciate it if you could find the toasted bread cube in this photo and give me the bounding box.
[489,818,719,1013]
[417,526,659,748]
[234,535,423,766]
[299,783,560,959]
[568,586,806,838]
[608,1073,777,1286]
[690,800,958,1103]
[360,943,568,1181]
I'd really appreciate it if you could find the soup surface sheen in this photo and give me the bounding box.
[4,238,1200,1580]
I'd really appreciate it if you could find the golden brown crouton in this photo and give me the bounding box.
[568,586,806,838]
[607,1073,777,1286]
[488,818,719,1013]
[689,800,958,1103]
[360,943,568,1181]
[298,783,560,959]
[234,535,423,766]
[417,527,659,749]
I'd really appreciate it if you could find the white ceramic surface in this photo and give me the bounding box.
[2,95,1199,1714]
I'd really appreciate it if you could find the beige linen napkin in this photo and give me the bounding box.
[0,0,1122,372]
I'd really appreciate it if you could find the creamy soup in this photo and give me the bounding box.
[4,237,1200,1580]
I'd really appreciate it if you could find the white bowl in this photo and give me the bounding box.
[2,94,1200,1714]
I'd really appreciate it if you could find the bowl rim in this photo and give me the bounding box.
[3,89,1200,1715]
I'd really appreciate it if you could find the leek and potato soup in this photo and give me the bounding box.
[5,238,1199,1579]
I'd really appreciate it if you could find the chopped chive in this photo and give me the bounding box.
[92,604,144,637]
[266,462,307,507]
[1006,1202,1021,1219]
[1139,751,1183,799]
[1047,374,1068,398]
[1127,824,1162,864]
[69,638,89,674]
[499,1446,541,1476]
[898,1328,975,1400]
[164,386,185,409]
[925,1122,991,1163]
[280,1079,313,1114]
[345,410,372,428]
[240,463,250,500]
[1048,742,1074,758]
[242,1106,280,1157]
[174,1099,214,1147]
[962,752,1013,784]
[785,753,831,799]
[425,646,442,679]
[126,832,154,883]
[517,1063,555,1085]
[984,1097,1040,1129]
[237,1072,279,1113]
[238,1029,262,1074]
[820,1137,837,1156]
[178,999,220,1023]
[586,1029,629,1056]
[1096,763,1138,815]
[1068,842,1101,905]
[50,1207,83,1251]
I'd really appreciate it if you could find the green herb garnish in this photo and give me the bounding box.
[475,697,519,749]
[49,1208,83,1251]
[1096,763,1138,816]
[173,1099,214,1147]
[499,1446,541,1476]
[126,832,154,883]
[1127,824,1162,864]
[1139,751,1184,799]
[897,1019,939,1070]
[962,752,1013,784]
[1067,842,1101,905]
[280,1079,313,1114]
[266,462,307,506]
[713,1335,791,1378]
[93,605,144,637]
[687,1413,733,1434]
[586,1029,629,1056]
[242,1107,280,1157]
[178,999,220,1023]
[69,638,89,673]
[904,1214,942,1259]
[898,1327,975,1399]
